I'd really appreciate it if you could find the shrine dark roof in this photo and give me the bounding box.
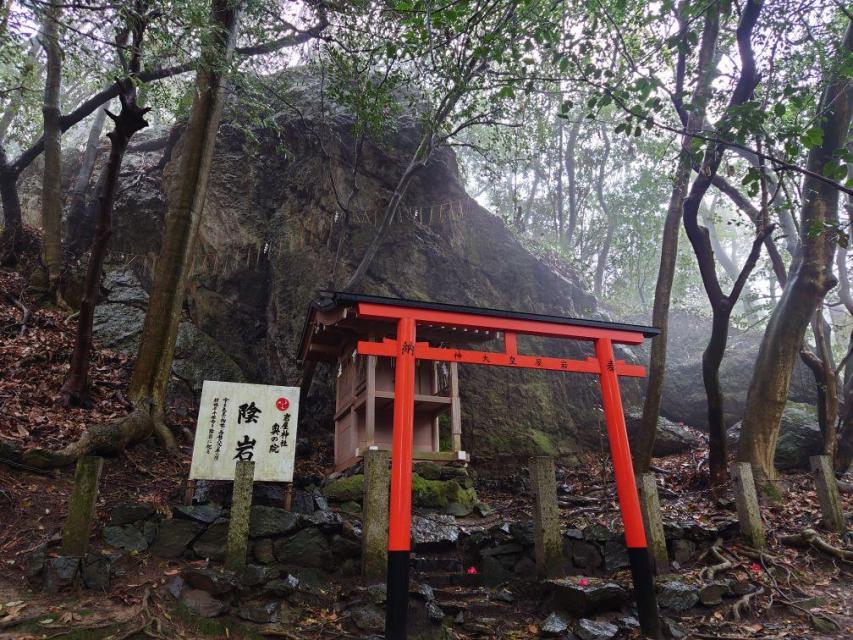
[298,291,659,364]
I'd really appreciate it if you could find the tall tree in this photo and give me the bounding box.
[680,0,769,492]
[61,2,152,407]
[39,0,63,300]
[564,118,580,246]
[127,0,244,451]
[593,127,613,297]
[634,0,721,472]
[738,20,853,487]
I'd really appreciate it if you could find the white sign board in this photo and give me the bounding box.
[189,381,299,482]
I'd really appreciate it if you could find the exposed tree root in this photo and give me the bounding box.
[730,586,763,621]
[2,292,31,336]
[0,613,50,630]
[777,596,842,633]
[1,407,178,470]
[780,528,853,562]
[700,540,734,580]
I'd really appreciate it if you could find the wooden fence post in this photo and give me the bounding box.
[637,472,668,573]
[225,460,255,570]
[362,448,390,580]
[732,463,765,549]
[61,456,104,556]
[809,456,845,534]
[529,456,564,578]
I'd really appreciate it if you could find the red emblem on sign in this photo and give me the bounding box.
[276,397,290,411]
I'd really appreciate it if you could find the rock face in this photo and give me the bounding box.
[92,268,245,395]
[727,402,823,469]
[657,311,816,430]
[83,69,639,459]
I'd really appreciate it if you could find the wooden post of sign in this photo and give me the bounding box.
[184,479,196,505]
[225,460,255,570]
[809,455,845,533]
[362,448,391,580]
[529,456,564,578]
[637,472,668,573]
[61,456,104,556]
[732,463,766,549]
[284,483,294,512]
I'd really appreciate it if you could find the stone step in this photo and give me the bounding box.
[416,571,483,589]
[411,554,464,573]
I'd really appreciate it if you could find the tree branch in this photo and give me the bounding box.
[10,14,329,176]
[730,223,776,302]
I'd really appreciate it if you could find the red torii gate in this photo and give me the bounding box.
[305,293,662,639]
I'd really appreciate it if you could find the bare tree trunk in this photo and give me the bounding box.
[835,183,853,473]
[799,314,838,457]
[517,161,541,232]
[681,0,765,493]
[738,21,853,486]
[564,118,580,246]
[593,128,613,297]
[39,0,64,301]
[66,106,109,258]
[128,0,243,450]
[634,1,720,473]
[0,150,24,265]
[710,173,788,284]
[837,335,853,473]
[61,83,149,406]
[555,121,564,244]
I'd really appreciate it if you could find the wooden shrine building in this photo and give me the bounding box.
[299,291,485,470]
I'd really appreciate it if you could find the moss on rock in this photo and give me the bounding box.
[323,472,478,513]
[322,475,364,502]
[411,474,477,510]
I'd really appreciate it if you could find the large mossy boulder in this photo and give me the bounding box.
[70,68,634,460]
[727,402,823,470]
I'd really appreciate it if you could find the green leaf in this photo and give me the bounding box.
[802,126,824,149]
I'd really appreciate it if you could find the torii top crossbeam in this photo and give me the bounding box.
[299,292,662,639]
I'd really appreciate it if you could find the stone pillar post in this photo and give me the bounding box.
[732,463,765,549]
[225,460,255,570]
[529,456,564,578]
[810,455,845,533]
[637,472,668,573]
[61,456,104,556]
[362,448,391,579]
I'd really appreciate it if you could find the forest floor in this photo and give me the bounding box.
[1,268,852,639]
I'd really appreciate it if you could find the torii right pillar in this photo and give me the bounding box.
[596,337,663,639]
